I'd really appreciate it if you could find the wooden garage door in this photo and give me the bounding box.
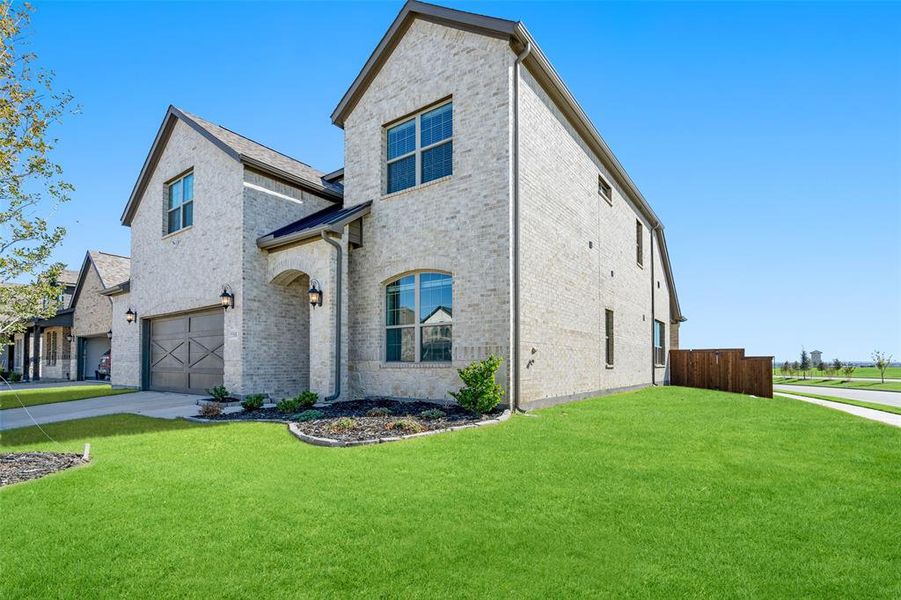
[149,310,224,394]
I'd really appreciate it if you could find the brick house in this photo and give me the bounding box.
[108,1,684,409]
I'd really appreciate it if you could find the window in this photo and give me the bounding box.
[598,174,612,205]
[654,320,666,365]
[167,171,194,234]
[636,220,644,267]
[45,331,57,366]
[386,102,453,193]
[605,309,614,367]
[386,272,452,362]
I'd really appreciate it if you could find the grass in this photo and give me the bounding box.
[773,376,901,393]
[775,389,901,416]
[774,366,901,379]
[0,384,136,410]
[1,387,899,598]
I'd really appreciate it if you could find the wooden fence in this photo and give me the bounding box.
[669,349,774,398]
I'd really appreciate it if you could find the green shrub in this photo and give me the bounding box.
[296,391,318,409]
[9,372,22,383]
[419,408,446,420]
[449,354,504,414]
[329,417,357,432]
[295,409,324,422]
[276,397,300,414]
[241,394,265,411]
[207,385,230,402]
[366,406,392,417]
[198,402,222,418]
[385,419,424,433]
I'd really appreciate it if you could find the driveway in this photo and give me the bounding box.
[773,384,901,409]
[0,391,202,431]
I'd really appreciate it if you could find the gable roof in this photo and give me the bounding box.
[58,269,79,287]
[331,0,684,321]
[120,106,343,226]
[69,251,131,310]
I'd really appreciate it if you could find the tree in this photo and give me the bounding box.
[871,351,893,384]
[817,361,827,378]
[832,358,843,377]
[799,349,811,380]
[0,2,76,344]
[791,361,800,377]
[780,360,791,378]
[842,364,856,380]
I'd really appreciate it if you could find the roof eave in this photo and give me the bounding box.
[99,280,130,297]
[257,203,372,252]
[241,158,342,202]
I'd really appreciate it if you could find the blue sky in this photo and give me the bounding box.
[24,1,901,362]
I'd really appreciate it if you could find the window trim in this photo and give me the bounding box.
[385,271,453,364]
[385,101,453,195]
[605,309,614,368]
[654,319,666,366]
[598,174,613,205]
[636,220,644,267]
[166,170,194,235]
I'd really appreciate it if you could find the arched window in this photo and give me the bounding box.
[386,272,452,363]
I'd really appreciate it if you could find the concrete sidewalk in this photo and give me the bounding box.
[773,384,901,408]
[0,380,106,391]
[0,391,202,431]
[775,392,901,428]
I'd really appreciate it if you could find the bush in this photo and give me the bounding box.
[276,397,300,414]
[198,402,222,418]
[329,417,357,432]
[385,419,424,433]
[9,372,22,383]
[207,385,230,402]
[366,406,392,417]
[241,394,265,411]
[295,409,324,422]
[449,354,504,414]
[296,391,318,409]
[419,408,446,420]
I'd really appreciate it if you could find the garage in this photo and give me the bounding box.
[148,310,224,394]
[81,336,111,380]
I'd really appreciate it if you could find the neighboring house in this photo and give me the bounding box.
[109,1,684,408]
[810,350,823,367]
[10,252,130,382]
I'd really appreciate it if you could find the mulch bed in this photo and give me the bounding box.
[0,452,87,487]
[200,398,501,442]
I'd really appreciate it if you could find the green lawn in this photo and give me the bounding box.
[775,389,901,416]
[774,366,901,379]
[1,387,898,598]
[0,384,136,410]
[774,376,901,393]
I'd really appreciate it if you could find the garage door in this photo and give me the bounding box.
[149,310,224,394]
[82,336,111,380]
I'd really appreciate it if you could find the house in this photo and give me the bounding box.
[10,251,130,382]
[810,350,823,367]
[108,1,684,409]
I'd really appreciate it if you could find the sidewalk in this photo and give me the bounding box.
[775,392,901,428]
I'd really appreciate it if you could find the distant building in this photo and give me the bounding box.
[810,350,823,366]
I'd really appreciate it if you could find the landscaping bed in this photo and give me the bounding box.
[0,452,87,487]
[199,398,503,442]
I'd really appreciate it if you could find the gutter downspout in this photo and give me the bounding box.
[321,230,343,402]
[512,39,532,413]
[651,224,659,386]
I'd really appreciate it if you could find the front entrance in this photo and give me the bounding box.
[148,309,224,394]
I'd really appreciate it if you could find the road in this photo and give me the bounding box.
[773,384,901,409]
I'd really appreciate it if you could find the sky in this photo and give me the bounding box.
[19,1,901,363]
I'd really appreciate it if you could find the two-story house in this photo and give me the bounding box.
[109,1,684,409]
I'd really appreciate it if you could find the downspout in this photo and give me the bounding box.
[512,39,532,412]
[321,230,343,402]
[651,224,659,385]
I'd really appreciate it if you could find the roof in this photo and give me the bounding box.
[330,0,684,322]
[257,201,372,250]
[120,106,343,225]
[70,251,131,309]
[58,270,79,286]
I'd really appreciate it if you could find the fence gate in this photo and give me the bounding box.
[669,348,773,398]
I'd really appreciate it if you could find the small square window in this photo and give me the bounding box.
[599,175,612,204]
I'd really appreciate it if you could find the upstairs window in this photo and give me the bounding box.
[654,320,666,365]
[386,272,453,362]
[598,174,612,205]
[636,220,644,267]
[167,171,194,234]
[386,102,453,194]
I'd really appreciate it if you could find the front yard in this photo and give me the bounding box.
[1,387,898,598]
[0,384,135,410]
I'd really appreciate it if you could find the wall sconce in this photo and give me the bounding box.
[66,334,74,343]
[220,286,235,310]
[308,280,323,308]
[125,308,136,324]
[107,330,113,340]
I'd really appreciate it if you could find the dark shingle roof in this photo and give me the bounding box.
[267,202,371,240]
[89,251,131,288]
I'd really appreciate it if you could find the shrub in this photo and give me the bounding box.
[207,385,230,402]
[9,372,22,383]
[295,409,324,422]
[366,406,392,417]
[241,394,265,411]
[276,397,300,414]
[198,402,222,418]
[449,354,504,414]
[385,419,424,433]
[296,391,318,409]
[419,408,446,420]
[329,417,357,432]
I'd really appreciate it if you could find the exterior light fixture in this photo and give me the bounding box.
[125,308,136,324]
[66,333,74,343]
[107,330,113,340]
[308,280,323,308]
[220,287,235,310]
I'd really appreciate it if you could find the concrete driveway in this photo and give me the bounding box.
[773,384,901,409]
[0,391,202,431]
